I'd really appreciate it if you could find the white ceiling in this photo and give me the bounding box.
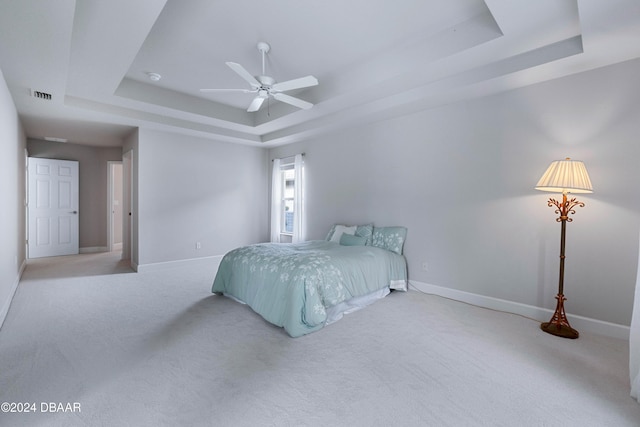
[1,0,639,148]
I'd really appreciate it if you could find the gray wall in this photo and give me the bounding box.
[135,129,268,267]
[0,70,26,328]
[269,57,640,327]
[4,57,640,330]
[27,139,123,250]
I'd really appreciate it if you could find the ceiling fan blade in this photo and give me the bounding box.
[271,75,318,92]
[247,95,266,112]
[273,93,313,110]
[226,62,261,88]
[200,88,256,93]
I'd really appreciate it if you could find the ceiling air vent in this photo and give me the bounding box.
[30,89,52,100]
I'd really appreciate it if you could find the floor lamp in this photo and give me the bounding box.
[535,158,593,339]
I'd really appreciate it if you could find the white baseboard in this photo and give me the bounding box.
[136,255,223,273]
[410,280,630,340]
[80,246,108,254]
[0,259,27,331]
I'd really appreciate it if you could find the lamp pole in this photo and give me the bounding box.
[540,191,584,339]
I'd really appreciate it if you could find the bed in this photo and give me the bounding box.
[211,225,408,337]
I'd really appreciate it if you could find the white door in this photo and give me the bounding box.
[28,157,79,258]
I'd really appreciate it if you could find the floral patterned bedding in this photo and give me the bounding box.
[212,240,407,337]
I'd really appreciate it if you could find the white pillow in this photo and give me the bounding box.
[329,225,357,243]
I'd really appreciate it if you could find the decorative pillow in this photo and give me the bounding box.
[339,233,367,246]
[371,226,407,255]
[355,224,373,246]
[325,224,338,241]
[327,224,357,243]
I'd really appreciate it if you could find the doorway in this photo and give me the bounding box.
[107,161,123,253]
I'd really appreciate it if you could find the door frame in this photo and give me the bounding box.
[121,150,133,262]
[24,149,29,258]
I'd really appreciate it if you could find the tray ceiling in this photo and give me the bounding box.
[1,0,639,147]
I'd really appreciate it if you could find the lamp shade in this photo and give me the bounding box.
[535,158,593,194]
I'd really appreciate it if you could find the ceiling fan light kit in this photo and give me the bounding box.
[200,42,318,112]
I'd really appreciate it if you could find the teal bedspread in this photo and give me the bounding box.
[212,240,407,337]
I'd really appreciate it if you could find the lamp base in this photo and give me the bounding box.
[540,293,579,339]
[540,322,579,339]
[540,294,580,339]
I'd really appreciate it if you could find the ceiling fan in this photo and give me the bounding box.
[200,42,318,113]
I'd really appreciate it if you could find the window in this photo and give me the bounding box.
[281,166,295,234]
[271,154,305,243]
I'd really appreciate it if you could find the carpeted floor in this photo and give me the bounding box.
[1,252,639,426]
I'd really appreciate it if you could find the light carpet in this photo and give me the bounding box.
[0,252,639,426]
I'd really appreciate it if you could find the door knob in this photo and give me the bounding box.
[70,211,78,214]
